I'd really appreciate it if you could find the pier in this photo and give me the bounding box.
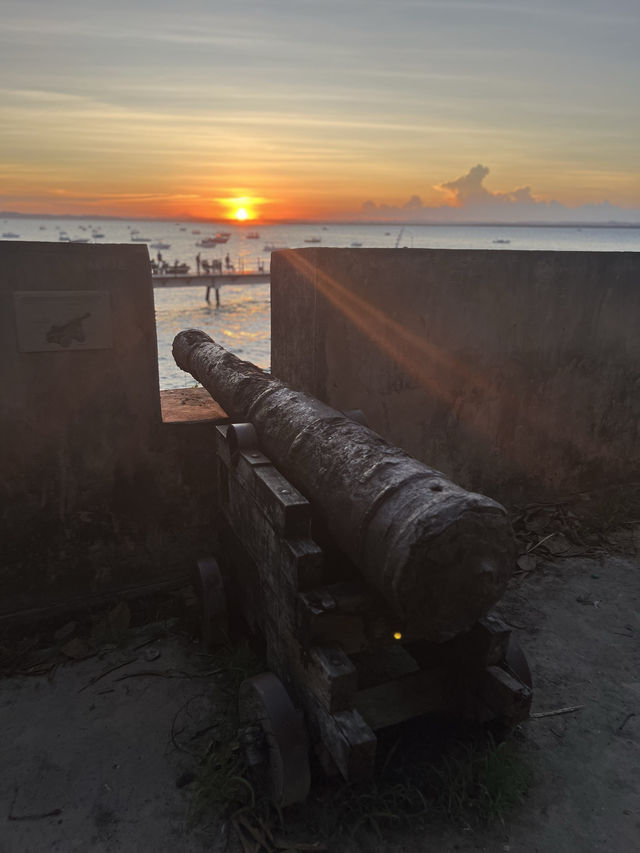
[151,271,270,305]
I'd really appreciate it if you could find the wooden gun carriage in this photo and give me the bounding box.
[173,330,533,807]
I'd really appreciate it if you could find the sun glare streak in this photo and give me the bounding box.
[282,252,613,470]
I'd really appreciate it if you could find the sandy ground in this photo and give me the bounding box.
[1,538,638,852]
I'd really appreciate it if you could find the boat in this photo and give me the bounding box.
[131,236,151,242]
[192,230,201,235]
[263,243,287,252]
[492,239,511,244]
[246,231,260,239]
[150,241,171,249]
[350,241,363,247]
[197,234,229,247]
[92,231,105,239]
[70,237,90,243]
[2,232,20,238]
[303,236,322,243]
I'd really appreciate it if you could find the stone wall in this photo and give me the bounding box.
[271,247,640,502]
[0,242,221,620]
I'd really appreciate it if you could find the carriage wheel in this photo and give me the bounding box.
[504,634,533,689]
[238,672,310,807]
[195,556,228,648]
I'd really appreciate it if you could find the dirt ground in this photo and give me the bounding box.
[1,529,638,852]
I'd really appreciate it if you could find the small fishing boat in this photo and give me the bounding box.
[2,232,20,238]
[150,241,171,249]
[303,236,322,243]
[246,231,260,239]
[197,234,230,247]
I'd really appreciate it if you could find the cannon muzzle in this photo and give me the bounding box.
[173,329,515,642]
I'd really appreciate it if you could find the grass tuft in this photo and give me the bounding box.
[186,644,533,848]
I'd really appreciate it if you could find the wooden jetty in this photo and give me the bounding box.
[152,271,270,305]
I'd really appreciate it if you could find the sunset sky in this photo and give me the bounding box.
[1,0,639,222]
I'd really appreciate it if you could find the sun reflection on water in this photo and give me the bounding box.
[155,284,271,388]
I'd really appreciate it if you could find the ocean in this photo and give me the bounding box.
[3,217,639,388]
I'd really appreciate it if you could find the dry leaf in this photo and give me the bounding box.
[516,554,537,572]
[107,601,131,634]
[60,637,93,659]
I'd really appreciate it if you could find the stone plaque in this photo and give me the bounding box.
[13,290,113,352]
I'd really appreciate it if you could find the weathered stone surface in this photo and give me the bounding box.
[0,243,220,619]
[173,330,515,641]
[270,248,640,502]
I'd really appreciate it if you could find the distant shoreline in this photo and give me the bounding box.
[2,211,640,229]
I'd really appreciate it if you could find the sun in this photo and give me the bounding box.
[218,195,265,222]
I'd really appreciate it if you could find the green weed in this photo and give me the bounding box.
[186,645,533,848]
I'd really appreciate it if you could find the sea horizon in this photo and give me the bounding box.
[3,210,640,229]
[3,217,639,390]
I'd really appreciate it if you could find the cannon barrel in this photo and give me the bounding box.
[173,329,515,642]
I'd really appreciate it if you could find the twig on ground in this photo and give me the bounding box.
[617,712,636,733]
[232,818,260,853]
[526,533,556,554]
[501,618,528,630]
[236,814,270,850]
[78,657,138,692]
[132,634,165,651]
[274,840,328,851]
[7,787,62,822]
[113,667,236,682]
[529,705,584,719]
[8,808,62,822]
[171,704,191,755]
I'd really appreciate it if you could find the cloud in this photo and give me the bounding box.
[360,164,640,224]
[438,164,492,206]
[403,194,424,210]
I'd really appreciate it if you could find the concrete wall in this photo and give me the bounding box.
[0,242,220,619]
[271,247,640,502]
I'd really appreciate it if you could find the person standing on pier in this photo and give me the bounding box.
[196,252,201,274]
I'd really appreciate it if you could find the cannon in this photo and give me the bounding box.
[173,330,532,806]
